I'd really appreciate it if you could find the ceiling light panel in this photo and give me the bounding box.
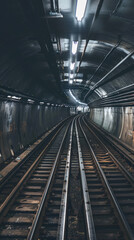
[72,41,78,54]
[70,62,75,70]
[75,79,83,83]
[69,80,73,84]
[76,0,87,21]
[70,73,74,79]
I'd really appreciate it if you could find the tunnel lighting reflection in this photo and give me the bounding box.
[69,90,87,105]
[76,0,87,21]
[95,88,107,98]
[70,62,75,70]
[72,41,78,54]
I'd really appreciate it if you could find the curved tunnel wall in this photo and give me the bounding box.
[89,107,134,149]
[0,101,70,163]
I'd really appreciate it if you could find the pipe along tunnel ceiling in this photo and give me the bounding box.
[1,0,134,107]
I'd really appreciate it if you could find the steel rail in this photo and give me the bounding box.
[56,118,75,240]
[84,50,134,101]
[86,117,134,161]
[0,117,71,188]
[27,118,75,240]
[0,121,69,224]
[75,120,97,240]
[82,117,134,185]
[78,117,134,240]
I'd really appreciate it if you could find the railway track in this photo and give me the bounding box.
[37,119,74,240]
[0,118,70,206]
[78,116,134,239]
[84,117,134,174]
[0,115,134,239]
[0,118,73,239]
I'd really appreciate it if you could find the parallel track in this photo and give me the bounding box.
[78,116,134,239]
[0,120,69,206]
[84,117,134,172]
[0,119,72,239]
[0,115,134,240]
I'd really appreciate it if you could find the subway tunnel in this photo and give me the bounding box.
[0,0,134,239]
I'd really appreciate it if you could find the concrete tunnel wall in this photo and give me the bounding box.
[0,101,70,163]
[89,107,134,149]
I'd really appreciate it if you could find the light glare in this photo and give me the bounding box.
[76,0,87,21]
[69,90,87,105]
[70,74,74,79]
[28,99,34,103]
[72,41,78,54]
[69,80,73,84]
[70,62,75,70]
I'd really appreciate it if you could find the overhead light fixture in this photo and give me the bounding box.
[75,79,83,83]
[12,96,21,100]
[7,95,21,100]
[69,80,73,84]
[72,41,78,55]
[48,12,63,18]
[70,62,75,70]
[76,0,87,21]
[28,99,34,104]
[70,74,74,79]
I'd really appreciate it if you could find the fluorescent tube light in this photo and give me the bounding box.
[72,41,78,54]
[28,99,34,103]
[12,96,21,100]
[70,62,75,70]
[69,80,73,84]
[75,79,83,83]
[76,0,87,21]
[70,74,74,79]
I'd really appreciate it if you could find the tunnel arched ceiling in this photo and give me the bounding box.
[1,0,134,106]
